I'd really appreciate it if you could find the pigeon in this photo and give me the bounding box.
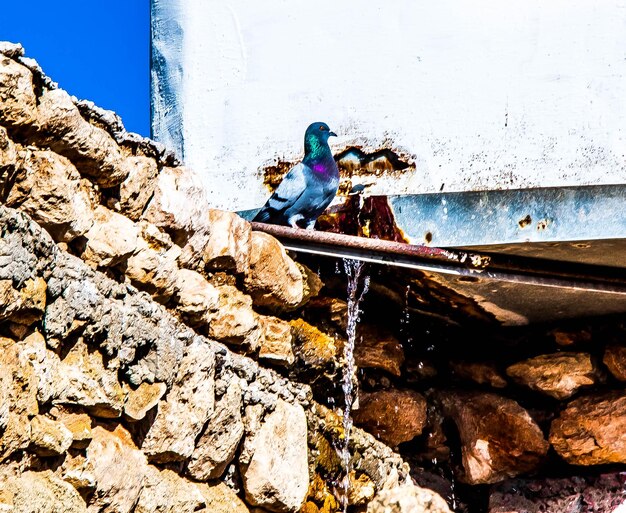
[253,122,339,229]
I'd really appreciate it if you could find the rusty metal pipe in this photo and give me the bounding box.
[251,222,626,295]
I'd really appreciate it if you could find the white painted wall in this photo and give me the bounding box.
[152,0,626,211]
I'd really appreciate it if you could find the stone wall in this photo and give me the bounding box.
[0,42,452,513]
[2,40,626,513]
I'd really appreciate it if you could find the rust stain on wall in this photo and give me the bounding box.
[261,146,414,193]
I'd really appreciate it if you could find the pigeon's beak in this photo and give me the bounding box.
[329,131,337,137]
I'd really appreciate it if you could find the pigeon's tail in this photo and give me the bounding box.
[252,206,287,226]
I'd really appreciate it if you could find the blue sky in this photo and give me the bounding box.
[1,1,150,136]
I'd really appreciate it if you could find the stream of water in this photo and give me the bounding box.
[339,259,370,513]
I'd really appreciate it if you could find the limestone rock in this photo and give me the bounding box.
[118,156,159,220]
[0,470,87,513]
[123,381,167,421]
[354,325,405,377]
[29,415,73,456]
[0,125,18,184]
[367,483,451,513]
[16,276,47,325]
[353,389,427,447]
[0,42,24,58]
[196,482,250,513]
[124,222,180,302]
[142,165,209,241]
[188,379,244,480]
[603,345,626,381]
[18,331,60,404]
[245,231,304,311]
[0,336,38,460]
[174,268,220,326]
[296,262,323,307]
[437,391,549,484]
[290,319,338,370]
[50,408,92,448]
[32,89,131,187]
[450,361,507,388]
[134,467,205,513]
[60,453,96,491]
[5,150,95,242]
[348,472,376,506]
[209,285,261,350]
[55,338,127,418]
[0,280,21,322]
[0,277,47,326]
[142,339,215,462]
[0,55,38,127]
[258,316,295,367]
[241,400,309,512]
[506,352,596,399]
[81,206,139,267]
[86,425,149,513]
[549,391,626,465]
[179,209,251,274]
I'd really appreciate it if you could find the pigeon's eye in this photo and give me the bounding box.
[319,125,327,131]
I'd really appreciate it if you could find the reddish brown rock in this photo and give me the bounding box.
[549,327,592,347]
[354,325,404,377]
[505,352,596,399]
[450,361,507,388]
[245,231,303,311]
[437,391,549,484]
[353,389,427,447]
[603,345,626,381]
[549,391,626,465]
[488,471,626,513]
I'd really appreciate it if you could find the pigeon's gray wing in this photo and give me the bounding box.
[253,163,308,223]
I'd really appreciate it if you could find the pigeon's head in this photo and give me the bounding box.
[305,122,337,144]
